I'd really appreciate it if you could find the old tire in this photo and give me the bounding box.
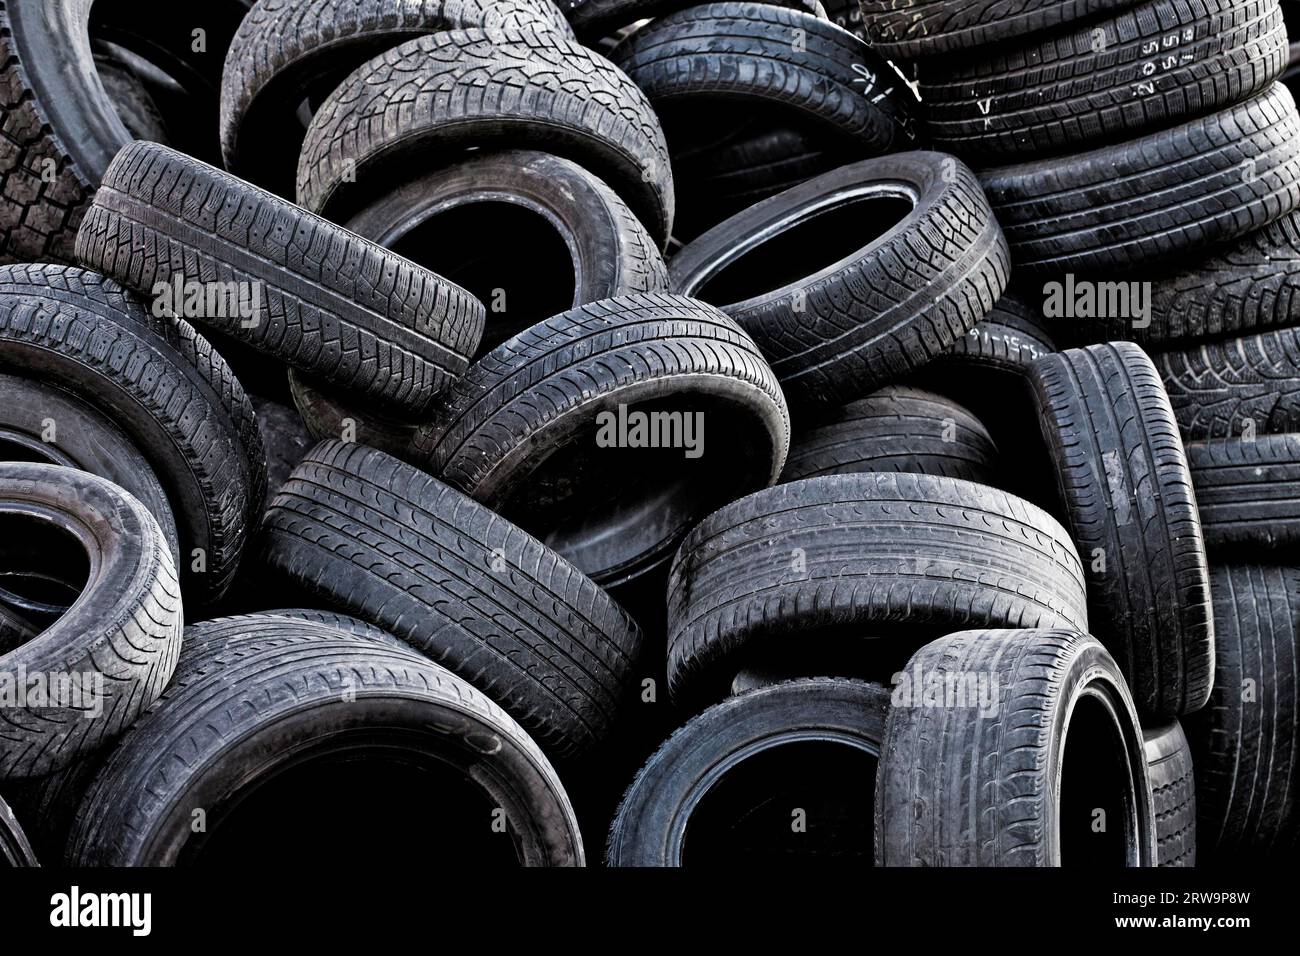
[1144,720,1197,866]
[1187,433,1300,552]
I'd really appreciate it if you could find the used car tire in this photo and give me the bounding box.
[259,440,644,758]
[75,141,486,415]
[876,628,1157,866]
[670,153,1010,407]
[1144,720,1197,866]
[64,615,584,866]
[666,472,1089,704]
[931,293,1056,375]
[1154,325,1300,438]
[220,0,574,195]
[562,0,825,40]
[1187,433,1300,551]
[981,83,1300,273]
[0,794,36,866]
[0,463,182,780]
[920,0,1287,161]
[606,678,888,867]
[0,264,265,602]
[414,293,791,587]
[297,25,675,245]
[779,386,999,485]
[286,371,418,461]
[1185,565,1299,859]
[1030,342,1214,718]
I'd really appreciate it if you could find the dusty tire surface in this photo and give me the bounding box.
[1144,720,1197,867]
[1187,433,1300,552]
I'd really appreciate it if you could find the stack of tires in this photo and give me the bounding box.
[0,0,1293,868]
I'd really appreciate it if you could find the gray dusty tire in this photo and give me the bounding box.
[259,440,644,758]
[1029,342,1214,718]
[64,614,584,866]
[666,472,1089,705]
[1187,433,1300,552]
[0,793,36,865]
[0,463,182,781]
[75,141,486,415]
[1144,720,1197,866]
[670,152,1010,407]
[562,0,825,40]
[414,293,791,586]
[0,264,265,603]
[875,628,1157,866]
[606,678,888,866]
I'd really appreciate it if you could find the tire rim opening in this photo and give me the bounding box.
[0,512,90,626]
[1059,691,1140,866]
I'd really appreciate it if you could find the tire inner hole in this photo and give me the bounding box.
[0,512,90,625]
[1060,692,1134,866]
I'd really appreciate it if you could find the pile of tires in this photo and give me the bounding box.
[0,0,1294,868]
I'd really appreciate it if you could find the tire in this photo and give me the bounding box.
[931,293,1056,374]
[875,628,1157,866]
[64,615,584,866]
[606,678,888,866]
[1029,342,1214,718]
[779,386,999,485]
[666,472,1090,704]
[259,440,645,758]
[0,793,36,866]
[920,0,1287,161]
[297,25,675,246]
[286,370,418,461]
[1185,565,1299,859]
[219,0,575,195]
[75,141,486,415]
[1186,433,1300,552]
[980,83,1300,274]
[0,463,182,780]
[0,264,265,603]
[0,373,179,561]
[859,0,1139,59]
[343,150,669,355]
[562,0,824,40]
[1144,720,1197,866]
[413,293,791,586]
[1154,326,1300,438]
[0,603,37,652]
[670,153,1010,408]
[93,47,169,144]
[610,4,919,162]
[0,0,132,263]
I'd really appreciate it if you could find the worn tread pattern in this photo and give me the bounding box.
[980,84,1300,273]
[297,25,675,244]
[1144,720,1197,866]
[780,385,999,484]
[259,440,644,758]
[1030,342,1214,717]
[920,0,1287,160]
[875,628,1155,865]
[1185,565,1299,859]
[76,141,485,415]
[1154,325,1300,438]
[666,472,1089,703]
[65,615,583,866]
[0,264,265,601]
[1187,433,1300,551]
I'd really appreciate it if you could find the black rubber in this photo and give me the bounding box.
[0,793,36,865]
[931,292,1056,373]
[0,372,179,560]
[920,0,1287,161]
[610,3,919,189]
[0,602,36,651]
[286,371,419,461]
[75,141,486,415]
[64,614,584,866]
[219,0,574,195]
[1030,342,1214,718]
[606,678,888,866]
[259,440,645,759]
[0,0,132,263]
[666,472,1090,704]
[1154,326,1300,439]
[1187,433,1300,552]
[1185,565,1299,859]
[414,293,790,587]
[0,463,182,780]
[980,83,1300,274]
[343,150,669,355]
[859,0,1140,59]
[0,264,265,603]
[562,0,825,40]
[1144,720,1197,867]
[875,628,1157,866]
[297,25,675,245]
[670,153,1010,407]
[780,385,999,485]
